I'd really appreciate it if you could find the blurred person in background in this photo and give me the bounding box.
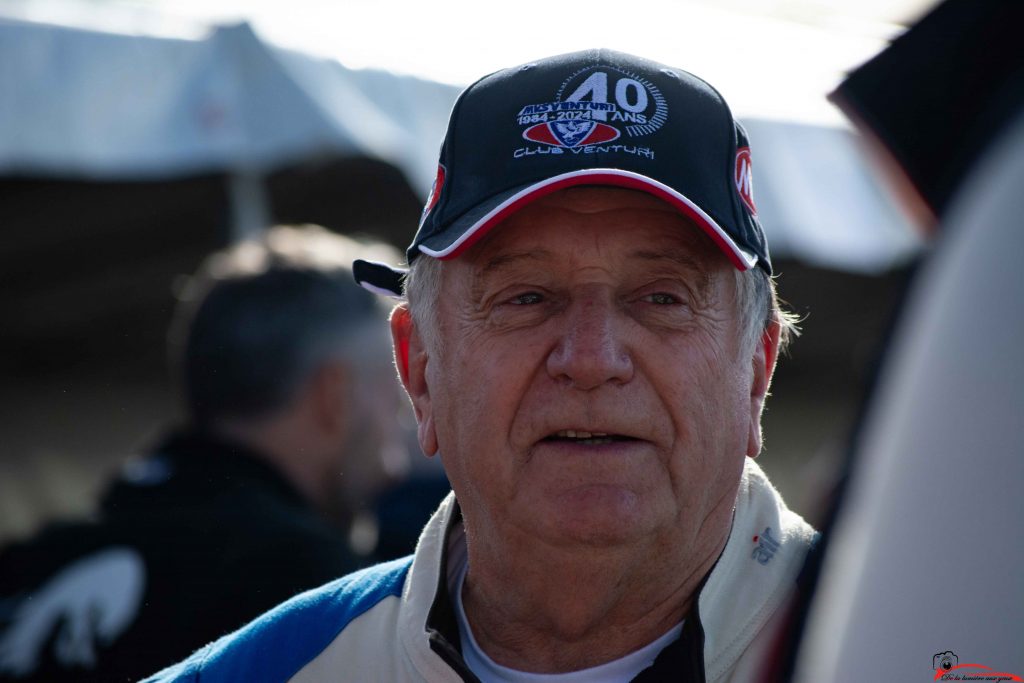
[0,225,410,682]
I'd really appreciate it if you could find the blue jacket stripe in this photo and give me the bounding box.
[142,557,413,682]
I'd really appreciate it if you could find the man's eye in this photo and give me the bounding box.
[510,292,544,305]
[644,292,679,305]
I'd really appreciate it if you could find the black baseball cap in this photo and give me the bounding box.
[354,48,770,297]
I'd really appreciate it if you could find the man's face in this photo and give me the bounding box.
[400,187,770,553]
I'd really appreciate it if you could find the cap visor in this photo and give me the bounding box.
[417,169,759,270]
[353,259,407,298]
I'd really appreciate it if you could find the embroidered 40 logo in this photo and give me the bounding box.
[557,67,668,137]
[564,71,649,122]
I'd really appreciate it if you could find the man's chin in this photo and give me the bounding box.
[531,486,656,547]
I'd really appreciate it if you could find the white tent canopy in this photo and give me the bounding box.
[0,18,458,189]
[0,16,920,271]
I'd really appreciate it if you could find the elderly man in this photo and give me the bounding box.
[145,49,815,683]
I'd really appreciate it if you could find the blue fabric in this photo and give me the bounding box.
[141,556,413,682]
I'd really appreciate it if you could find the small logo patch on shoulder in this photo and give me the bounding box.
[751,527,779,565]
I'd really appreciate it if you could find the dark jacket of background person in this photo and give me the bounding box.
[0,431,358,683]
[0,226,411,682]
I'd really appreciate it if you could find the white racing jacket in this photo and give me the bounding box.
[144,459,816,683]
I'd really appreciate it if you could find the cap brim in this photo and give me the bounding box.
[418,169,759,271]
[353,259,407,298]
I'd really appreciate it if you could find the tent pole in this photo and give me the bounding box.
[228,169,272,241]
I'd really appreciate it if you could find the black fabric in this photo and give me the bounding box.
[0,431,361,683]
[830,0,1024,220]
[632,572,710,683]
[633,613,706,683]
[425,504,482,683]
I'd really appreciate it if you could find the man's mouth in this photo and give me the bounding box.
[542,430,638,446]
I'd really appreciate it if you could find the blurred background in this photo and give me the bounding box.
[0,0,938,550]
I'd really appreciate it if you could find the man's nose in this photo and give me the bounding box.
[546,294,634,390]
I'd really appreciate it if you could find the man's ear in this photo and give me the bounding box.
[747,317,781,457]
[390,305,438,457]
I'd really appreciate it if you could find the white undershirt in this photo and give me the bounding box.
[452,559,683,683]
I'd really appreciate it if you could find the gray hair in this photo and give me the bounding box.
[169,225,399,427]
[404,254,797,360]
[735,267,800,357]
